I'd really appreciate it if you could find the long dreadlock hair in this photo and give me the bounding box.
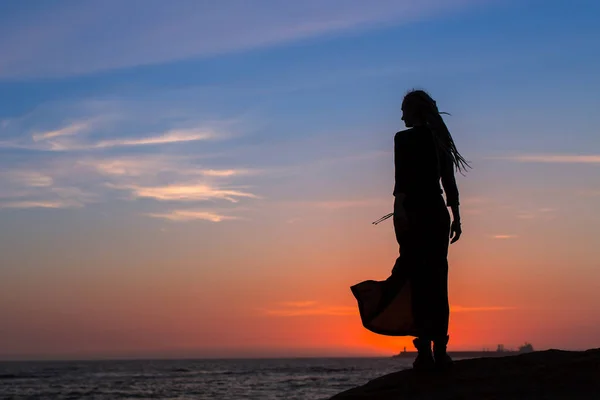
[402,89,471,175]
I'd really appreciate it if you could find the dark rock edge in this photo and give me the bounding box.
[330,348,600,399]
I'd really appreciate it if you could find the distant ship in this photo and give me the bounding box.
[393,342,534,359]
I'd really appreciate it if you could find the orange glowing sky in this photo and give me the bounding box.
[1,1,600,360]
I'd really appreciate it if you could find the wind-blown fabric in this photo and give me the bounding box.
[351,269,418,336]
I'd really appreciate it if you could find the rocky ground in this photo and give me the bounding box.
[330,348,600,399]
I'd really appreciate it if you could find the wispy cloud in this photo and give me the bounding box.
[281,301,318,308]
[78,155,256,179]
[263,306,356,317]
[492,234,518,239]
[6,126,219,152]
[147,210,239,222]
[92,129,215,149]
[491,154,600,164]
[32,121,91,142]
[200,169,254,177]
[0,0,484,78]
[261,301,356,317]
[450,305,516,312]
[2,171,54,187]
[0,200,78,209]
[264,307,356,317]
[0,164,98,210]
[0,153,259,217]
[78,156,178,177]
[110,183,259,203]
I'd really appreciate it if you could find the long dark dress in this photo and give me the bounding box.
[351,125,459,340]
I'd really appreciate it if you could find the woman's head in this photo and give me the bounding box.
[401,89,438,128]
[401,89,471,174]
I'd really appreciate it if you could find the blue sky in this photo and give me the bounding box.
[1,0,600,358]
[2,0,599,221]
[2,0,599,198]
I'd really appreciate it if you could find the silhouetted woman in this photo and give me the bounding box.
[351,89,470,370]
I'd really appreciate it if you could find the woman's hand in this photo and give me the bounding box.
[450,219,462,243]
[395,206,409,234]
[394,195,409,234]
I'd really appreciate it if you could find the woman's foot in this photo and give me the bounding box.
[412,338,435,370]
[433,335,454,370]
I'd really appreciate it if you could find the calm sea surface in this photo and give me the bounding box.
[0,357,413,399]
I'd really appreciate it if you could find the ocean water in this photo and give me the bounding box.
[0,357,413,399]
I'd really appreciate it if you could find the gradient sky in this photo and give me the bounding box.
[1,0,600,360]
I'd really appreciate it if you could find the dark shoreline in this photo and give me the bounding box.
[393,351,529,359]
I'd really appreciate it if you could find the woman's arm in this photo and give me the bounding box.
[440,150,460,219]
[440,150,462,243]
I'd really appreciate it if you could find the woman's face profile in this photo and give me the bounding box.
[401,105,416,128]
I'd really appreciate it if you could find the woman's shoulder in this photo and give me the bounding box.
[394,127,417,142]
